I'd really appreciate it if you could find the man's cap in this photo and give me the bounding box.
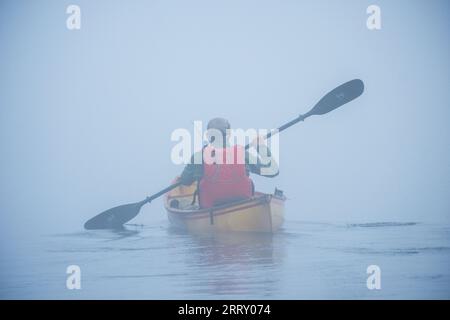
[207,117,230,135]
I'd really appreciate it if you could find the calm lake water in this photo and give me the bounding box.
[1,219,449,299]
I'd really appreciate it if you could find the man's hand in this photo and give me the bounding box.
[250,134,267,149]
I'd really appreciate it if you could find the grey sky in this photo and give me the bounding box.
[0,0,449,241]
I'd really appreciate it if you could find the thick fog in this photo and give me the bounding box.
[1,0,449,245]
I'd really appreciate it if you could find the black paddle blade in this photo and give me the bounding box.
[84,200,147,230]
[309,79,364,116]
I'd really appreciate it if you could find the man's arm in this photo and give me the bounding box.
[179,151,204,185]
[246,143,279,178]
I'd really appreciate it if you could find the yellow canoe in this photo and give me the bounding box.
[164,181,285,233]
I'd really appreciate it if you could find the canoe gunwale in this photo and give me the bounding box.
[165,192,285,219]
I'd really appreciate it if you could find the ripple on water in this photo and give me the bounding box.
[346,222,418,228]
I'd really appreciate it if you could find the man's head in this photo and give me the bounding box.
[206,117,230,144]
[207,117,230,135]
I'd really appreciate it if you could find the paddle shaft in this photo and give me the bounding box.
[245,114,309,150]
[245,78,365,149]
[145,181,182,204]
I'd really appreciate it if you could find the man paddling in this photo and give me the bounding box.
[179,117,279,208]
[84,80,363,229]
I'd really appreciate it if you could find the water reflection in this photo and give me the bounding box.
[19,222,450,299]
[47,225,287,298]
[168,228,286,297]
[51,227,141,240]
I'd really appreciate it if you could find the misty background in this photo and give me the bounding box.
[0,0,449,258]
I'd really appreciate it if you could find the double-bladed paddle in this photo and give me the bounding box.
[84,79,364,230]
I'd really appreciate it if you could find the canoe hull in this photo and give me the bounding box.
[165,183,285,233]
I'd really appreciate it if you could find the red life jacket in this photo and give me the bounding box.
[199,144,253,208]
